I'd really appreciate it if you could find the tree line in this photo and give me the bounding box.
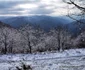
[0,24,85,54]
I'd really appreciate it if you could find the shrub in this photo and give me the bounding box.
[16,62,32,70]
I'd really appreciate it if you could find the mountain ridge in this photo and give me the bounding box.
[1,16,72,31]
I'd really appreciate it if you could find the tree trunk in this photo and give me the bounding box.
[4,42,7,54]
[57,32,61,52]
[28,41,32,53]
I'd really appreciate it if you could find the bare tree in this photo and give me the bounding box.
[63,0,85,33]
[0,27,10,54]
[19,25,36,53]
[8,38,15,53]
[50,25,71,52]
[63,0,85,12]
[73,31,85,48]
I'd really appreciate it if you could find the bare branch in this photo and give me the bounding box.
[64,0,85,12]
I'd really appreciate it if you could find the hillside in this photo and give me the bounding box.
[1,16,72,31]
[0,21,11,28]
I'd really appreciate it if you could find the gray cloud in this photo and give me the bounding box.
[0,0,40,9]
[0,10,22,15]
[28,4,55,15]
[0,0,67,16]
[0,1,31,15]
[0,1,22,9]
[28,8,54,15]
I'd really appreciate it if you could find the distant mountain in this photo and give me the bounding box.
[1,16,72,31]
[0,16,85,36]
[67,19,85,36]
[0,21,11,28]
[1,17,28,28]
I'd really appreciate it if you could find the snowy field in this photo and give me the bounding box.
[0,49,85,70]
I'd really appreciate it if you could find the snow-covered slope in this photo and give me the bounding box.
[0,49,85,70]
[0,49,85,61]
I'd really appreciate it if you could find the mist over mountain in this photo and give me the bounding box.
[0,16,72,31]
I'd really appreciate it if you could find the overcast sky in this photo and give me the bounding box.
[0,0,69,16]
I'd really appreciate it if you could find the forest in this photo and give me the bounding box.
[0,21,84,54]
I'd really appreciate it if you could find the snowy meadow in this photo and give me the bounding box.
[0,49,85,70]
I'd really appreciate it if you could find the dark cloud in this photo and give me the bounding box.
[0,1,27,15]
[0,1,23,9]
[0,0,40,9]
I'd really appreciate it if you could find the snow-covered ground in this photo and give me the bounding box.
[0,49,85,70]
